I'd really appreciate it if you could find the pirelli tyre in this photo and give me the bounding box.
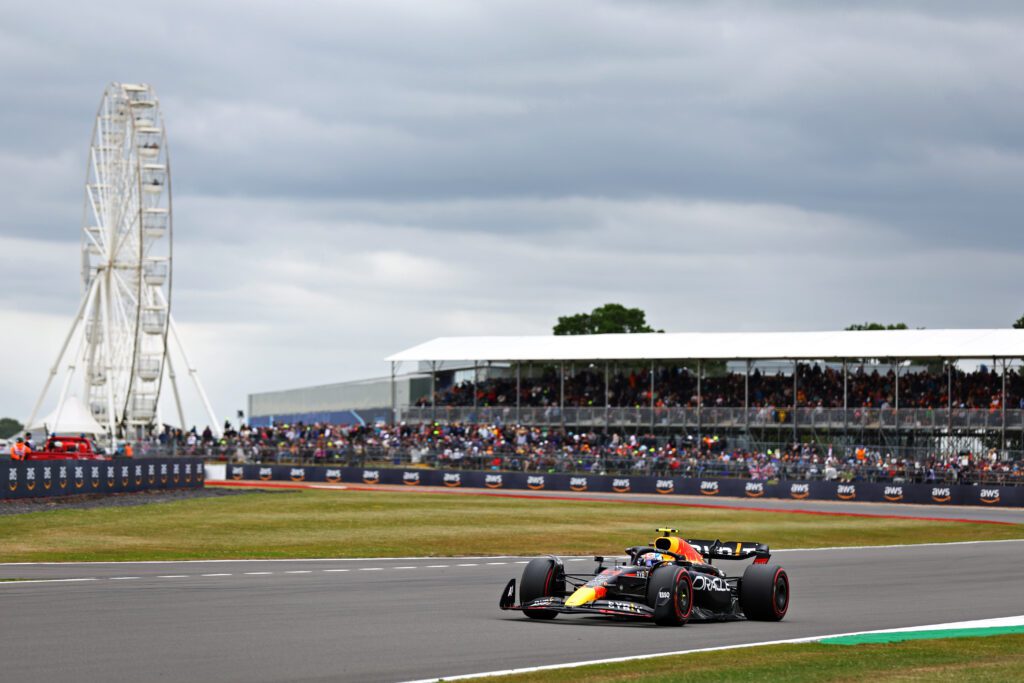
[520,557,564,620]
[646,565,693,626]
[739,564,790,621]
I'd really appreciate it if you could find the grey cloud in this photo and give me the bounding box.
[2,1,1023,420]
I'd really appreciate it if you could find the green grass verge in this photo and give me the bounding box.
[488,633,1024,682]
[1,489,1022,562]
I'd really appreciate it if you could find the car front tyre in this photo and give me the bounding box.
[520,557,563,620]
[646,565,692,626]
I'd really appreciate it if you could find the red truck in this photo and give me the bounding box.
[25,436,107,461]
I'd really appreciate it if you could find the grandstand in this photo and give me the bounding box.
[387,329,1024,459]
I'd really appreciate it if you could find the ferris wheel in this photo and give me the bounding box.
[28,82,219,440]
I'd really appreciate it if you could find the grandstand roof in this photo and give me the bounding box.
[387,329,1024,363]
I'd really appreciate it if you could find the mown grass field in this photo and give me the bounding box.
[492,634,1024,682]
[1,488,1022,562]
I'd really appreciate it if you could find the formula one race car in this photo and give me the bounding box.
[499,528,789,625]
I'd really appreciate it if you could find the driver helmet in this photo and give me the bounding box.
[639,551,669,567]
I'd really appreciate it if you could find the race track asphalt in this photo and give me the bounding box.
[3,540,1024,683]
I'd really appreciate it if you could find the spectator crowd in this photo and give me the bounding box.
[139,420,1024,486]
[417,364,1023,411]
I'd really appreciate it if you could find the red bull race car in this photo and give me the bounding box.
[499,528,789,625]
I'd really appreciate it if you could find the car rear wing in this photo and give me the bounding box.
[685,539,771,562]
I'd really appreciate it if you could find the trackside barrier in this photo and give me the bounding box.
[224,465,1024,507]
[1,458,205,500]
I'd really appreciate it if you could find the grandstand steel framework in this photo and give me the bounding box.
[387,330,1024,455]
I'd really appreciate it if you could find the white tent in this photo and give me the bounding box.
[27,396,106,436]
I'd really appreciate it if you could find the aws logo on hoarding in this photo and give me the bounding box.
[790,483,810,499]
[172,464,181,484]
[836,484,856,500]
[325,468,342,484]
[526,475,545,490]
[745,482,765,498]
[148,464,157,484]
[25,467,36,491]
[58,466,69,490]
[883,485,904,502]
[570,477,588,492]
[106,465,116,488]
[612,478,631,493]
[402,471,420,486]
[90,466,101,489]
[443,473,462,488]
[289,468,306,482]
[160,464,169,485]
[184,463,193,483]
[700,481,719,496]
[74,466,86,489]
[931,487,952,503]
[362,470,380,484]
[980,488,1001,505]
[121,465,130,487]
[655,479,674,494]
[135,465,143,486]
[259,467,273,481]
[42,466,53,490]
[231,466,245,481]
[484,474,503,489]
[7,468,17,492]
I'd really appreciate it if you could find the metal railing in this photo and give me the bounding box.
[401,406,1024,431]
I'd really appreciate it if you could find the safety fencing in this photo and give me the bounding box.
[402,406,1024,430]
[1,458,204,500]
[223,464,1024,507]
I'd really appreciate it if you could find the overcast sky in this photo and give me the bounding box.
[1,1,1022,425]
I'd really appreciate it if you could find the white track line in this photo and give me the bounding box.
[0,578,98,585]
[3,540,1021,587]
[775,538,1024,553]
[403,614,1024,683]
[0,555,526,566]
[6,539,1019,569]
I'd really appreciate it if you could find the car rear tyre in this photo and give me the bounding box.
[520,557,564,620]
[646,565,692,626]
[740,564,789,621]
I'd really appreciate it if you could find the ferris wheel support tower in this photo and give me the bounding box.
[27,82,220,441]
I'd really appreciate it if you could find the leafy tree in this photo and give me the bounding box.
[1013,315,1024,329]
[0,417,24,440]
[845,322,909,331]
[554,304,662,335]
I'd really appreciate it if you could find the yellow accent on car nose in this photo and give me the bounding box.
[564,586,598,607]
